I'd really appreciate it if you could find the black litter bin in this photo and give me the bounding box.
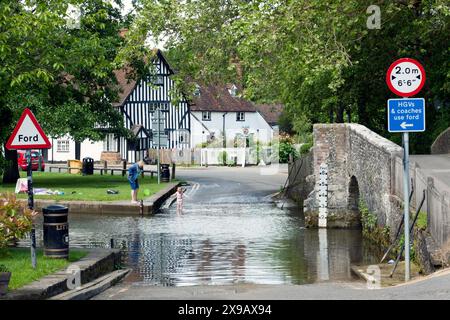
[82,157,94,175]
[160,164,170,182]
[43,205,69,259]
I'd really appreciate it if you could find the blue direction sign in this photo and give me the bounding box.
[388,98,425,133]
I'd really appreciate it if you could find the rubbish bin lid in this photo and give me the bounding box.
[43,205,68,214]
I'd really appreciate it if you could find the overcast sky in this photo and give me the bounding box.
[121,0,134,15]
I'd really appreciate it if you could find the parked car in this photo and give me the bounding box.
[17,150,45,171]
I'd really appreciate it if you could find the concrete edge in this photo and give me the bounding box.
[18,182,180,215]
[147,181,181,214]
[49,269,131,300]
[1,248,121,300]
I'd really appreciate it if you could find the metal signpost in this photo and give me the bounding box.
[6,108,51,269]
[152,109,167,184]
[386,58,426,282]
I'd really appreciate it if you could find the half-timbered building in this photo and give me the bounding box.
[47,50,191,163]
[110,49,191,163]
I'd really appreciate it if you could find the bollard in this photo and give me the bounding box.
[122,160,126,177]
[160,164,170,182]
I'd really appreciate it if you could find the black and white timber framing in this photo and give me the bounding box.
[114,50,191,163]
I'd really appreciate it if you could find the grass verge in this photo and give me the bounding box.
[0,248,87,290]
[0,172,176,201]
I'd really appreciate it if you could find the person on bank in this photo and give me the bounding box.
[128,160,144,204]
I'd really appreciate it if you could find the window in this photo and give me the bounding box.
[57,140,70,153]
[228,84,238,97]
[193,84,201,96]
[103,134,118,152]
[153,75,164,86]
[236,112,245,121]
[149,102,169,112]
[202,111,211,121]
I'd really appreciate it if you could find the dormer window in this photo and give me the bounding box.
[228,84,238,97]
[193,84,201,96]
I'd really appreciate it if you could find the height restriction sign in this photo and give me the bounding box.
[386,58,426,97]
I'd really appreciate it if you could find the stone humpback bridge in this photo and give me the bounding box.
[302,123,450,250]
[304,124,404,237]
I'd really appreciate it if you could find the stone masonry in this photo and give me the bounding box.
[304,124,404,237]
[431,127,450,155]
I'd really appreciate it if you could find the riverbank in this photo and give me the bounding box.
[0,248,87,291]
[20,181,180,215]
[1,248,121,300]
[0,172,172,201]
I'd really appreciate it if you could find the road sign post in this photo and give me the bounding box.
[402,132,410,281]
[26,150,37,269]
[152,108,167,184]
[157,109,161,184]
[6,108,51,269]
[386,58,426,282]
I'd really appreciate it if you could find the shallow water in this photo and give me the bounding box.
[20,196,381,287]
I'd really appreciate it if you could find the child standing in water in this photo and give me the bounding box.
[176,187,184,215]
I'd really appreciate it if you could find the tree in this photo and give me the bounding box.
[0,0,130,183]
[128,0,449,153]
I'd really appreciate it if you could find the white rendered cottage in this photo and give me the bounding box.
[189,84,277,148]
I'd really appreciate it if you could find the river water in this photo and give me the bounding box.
[22,193,381,287]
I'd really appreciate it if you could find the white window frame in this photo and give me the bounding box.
[57,140,70,153]
[103,134,118,152]
[202,111,211,121]
[229,84,238,97]
[236,112,245,121]
[193,84,201,96]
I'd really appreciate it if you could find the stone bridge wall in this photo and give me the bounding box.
[431,127,450,154]
[304,124,404,236]
[299,123,450,249]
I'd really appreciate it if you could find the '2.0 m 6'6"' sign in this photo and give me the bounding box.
[386,58,426,97]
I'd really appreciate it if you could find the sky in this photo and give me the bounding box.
[120,0,134,15]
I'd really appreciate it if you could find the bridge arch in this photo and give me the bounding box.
[348,175,360,213]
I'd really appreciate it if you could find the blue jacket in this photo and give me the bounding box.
[128,163,141,182]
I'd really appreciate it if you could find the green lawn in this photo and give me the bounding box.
[0,172,174,201]
[0,248,87,290]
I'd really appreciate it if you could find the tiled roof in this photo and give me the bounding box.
[255,104,284,125]
[190,84,257,112]
[112,67,136,107]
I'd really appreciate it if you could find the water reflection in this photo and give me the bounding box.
[19,201,380,286]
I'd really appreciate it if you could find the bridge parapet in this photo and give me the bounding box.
[304,124,404,237]
[431,127,450,154]
[298,123,450,260]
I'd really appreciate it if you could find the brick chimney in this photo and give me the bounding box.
[119,28,128,38]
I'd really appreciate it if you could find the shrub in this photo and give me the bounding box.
[0,193,36,249]
[300,142,313,155]
[0,264,9,273]
[277,142,299,163]
[217,151,228,165]
[360,200,377,234]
